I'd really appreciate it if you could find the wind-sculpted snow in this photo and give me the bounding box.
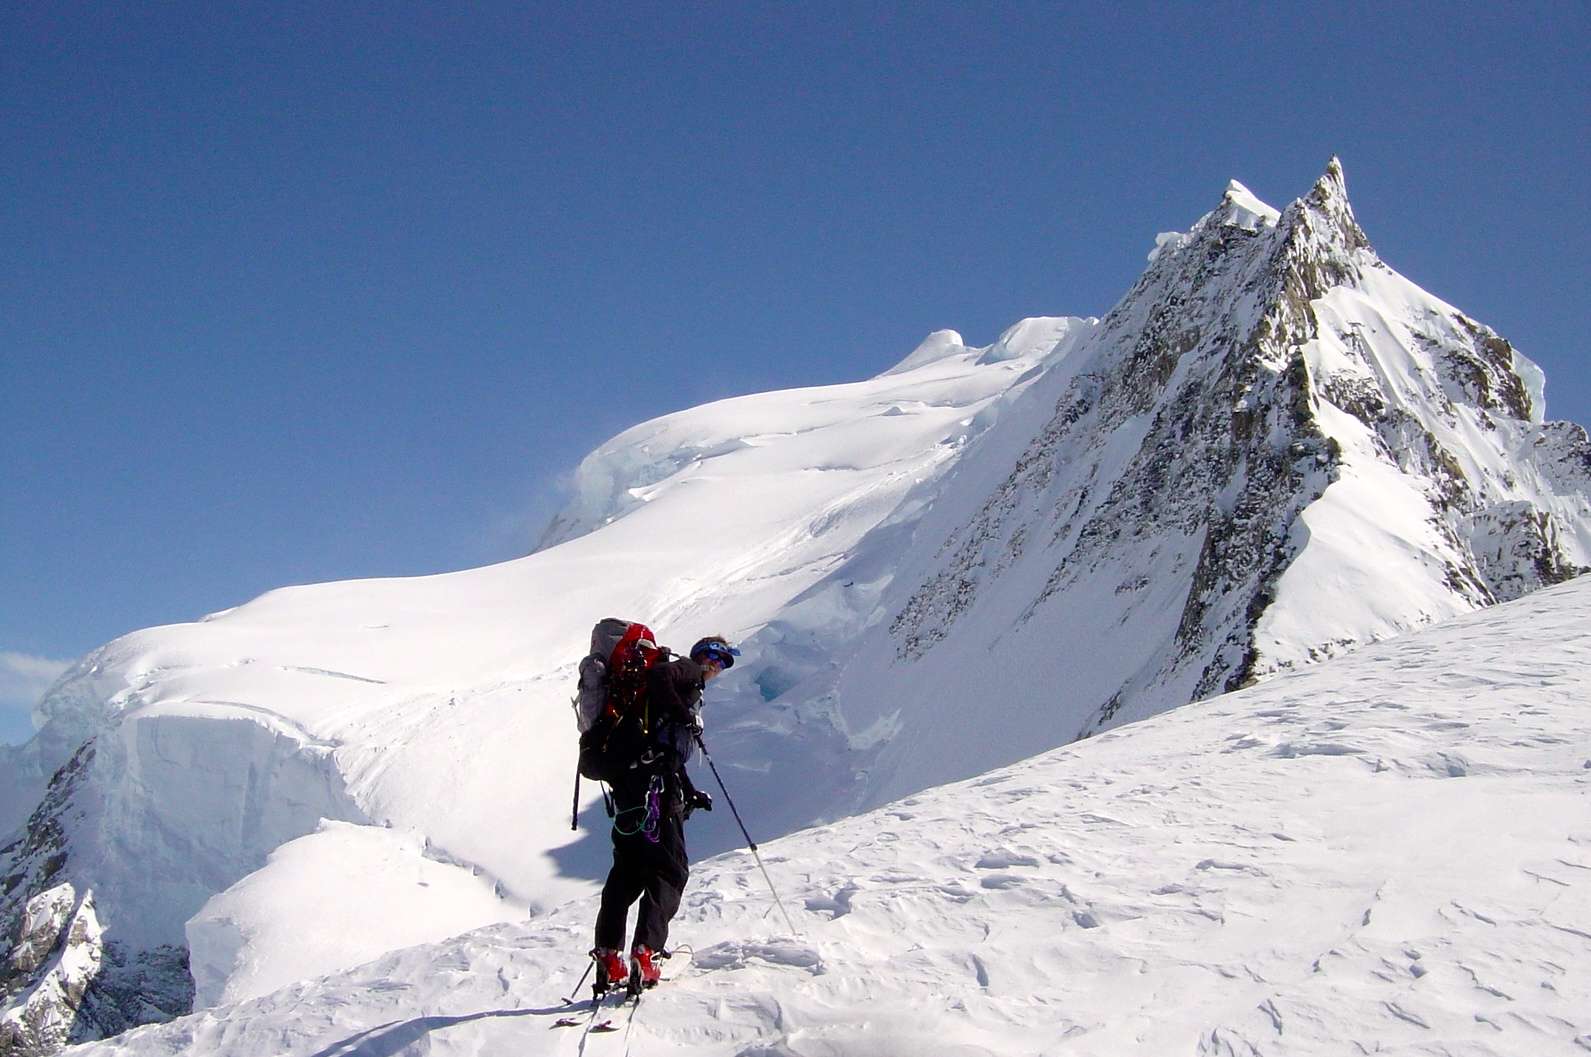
[185,821,515,1008]
[67,577,1591,1057]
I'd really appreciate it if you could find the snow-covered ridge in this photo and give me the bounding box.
[66,575,1591,1057]
[535,317,1092,551]
[1149,178,1281,263]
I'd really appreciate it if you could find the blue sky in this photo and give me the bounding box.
[4,3,1587,743]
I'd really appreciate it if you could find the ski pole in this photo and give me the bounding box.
[693,732,802,938]
[562,958,594,1004]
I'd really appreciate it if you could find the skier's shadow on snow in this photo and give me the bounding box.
[307,1005,574,1057]
[545,817,617,881]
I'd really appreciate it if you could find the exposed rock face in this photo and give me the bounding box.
[891,171,1354,705]
[0,746,192,1056]
[850,160,1588,799]
[2,745,94,999]
[1,885,97,1055]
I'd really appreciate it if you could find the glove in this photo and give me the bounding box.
[686,789,712,817]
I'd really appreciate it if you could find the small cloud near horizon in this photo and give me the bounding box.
[472,475,571,566]
[0,650,73,745]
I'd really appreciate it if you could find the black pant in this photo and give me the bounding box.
[594,809,689,952]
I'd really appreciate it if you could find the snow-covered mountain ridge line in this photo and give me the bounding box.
[822,159,1588,805]
[4,159,1590,1052]
[66,573,1591,1056]
[902,162,1585,682]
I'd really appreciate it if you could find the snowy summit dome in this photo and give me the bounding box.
[882,329,967,376]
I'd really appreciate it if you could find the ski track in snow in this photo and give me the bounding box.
[278,666,389,686]
[70,578,1591,1057]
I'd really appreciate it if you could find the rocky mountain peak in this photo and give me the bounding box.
[1301,155,1359,231]
[864,163,1589,799]
[1278,157,1373,289]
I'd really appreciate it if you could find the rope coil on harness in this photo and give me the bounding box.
[643,778,663,844]
[612,774,665,842]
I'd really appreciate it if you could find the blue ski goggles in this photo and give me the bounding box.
[692,642,740,670]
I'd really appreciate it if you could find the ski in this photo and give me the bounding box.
[550,981,621,1040]
[621,993,643,1055]
[549,986,610,1028]
[553,993,641,1043]
[551,1003,617,1032]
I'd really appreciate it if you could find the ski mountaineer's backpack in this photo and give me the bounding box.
[574,618,665,785]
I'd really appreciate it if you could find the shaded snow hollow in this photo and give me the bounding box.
[71,576,1591,1057]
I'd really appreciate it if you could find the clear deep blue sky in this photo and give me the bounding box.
[3,4,1587,741]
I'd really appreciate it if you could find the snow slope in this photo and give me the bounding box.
[67,573,1591,1057]
[185,821,515,1009]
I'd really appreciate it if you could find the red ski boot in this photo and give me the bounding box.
[591,948,628,995]
[631,945,662,989]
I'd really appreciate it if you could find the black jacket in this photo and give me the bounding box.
[646,656,706,755]
[610,656,705,812]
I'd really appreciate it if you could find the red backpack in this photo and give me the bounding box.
[575,619,664,783]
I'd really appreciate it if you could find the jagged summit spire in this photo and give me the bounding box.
[1298,155,1369,251]
[1315,155,1347,196]
[1146,163,1366,273]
